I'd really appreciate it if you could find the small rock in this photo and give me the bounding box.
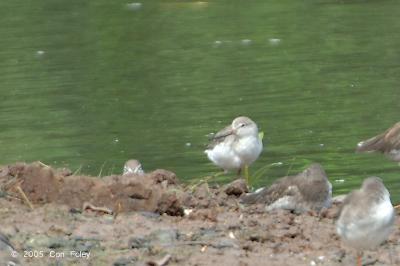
[56,167,73,177]
[0,233,14,251]
[72,238,99,252]
[150,169,178,185]
[138,211,161,220]
[148,229,178,246]
[188,209,218,222]
[48,237,71,249]
[25,235,52,249]
[0,233,19,266]
[69,208,82,214]
[192,228,218,241]
[113,256,138,266]
[183,208,193,216]
[224,179,248,196]
[248,231,274,243]
[0,166,10,178]
[193,183,210,199]
[332,250,346,262]
[129,237,150,249]
[214,238,238,249]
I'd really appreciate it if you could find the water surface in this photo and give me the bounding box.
[1,0,400,201]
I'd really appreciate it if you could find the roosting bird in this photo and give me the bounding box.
[336,177,395,266]
[205,116,263,184]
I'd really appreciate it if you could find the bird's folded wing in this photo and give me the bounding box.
[384,122,400,150]
[207,126,235,149]
[242,176,301,205]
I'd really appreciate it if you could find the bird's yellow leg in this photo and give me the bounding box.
[244,165,250,186]
[394,204,400,209]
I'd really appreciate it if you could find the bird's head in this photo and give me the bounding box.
[232,116,258,137]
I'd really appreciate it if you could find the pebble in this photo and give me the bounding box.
[224,179,248,196]
[73,238,99,252]
[113,256,138,266]
[184,208,193,216]
[149,229,179,246]
[139,211,161,220]
[214,238,238,249]
[129,236,150,249]
[129,229,178,249]
[47,237,71,249]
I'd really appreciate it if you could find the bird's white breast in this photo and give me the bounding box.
[205,142,242,171]
[233,135,263,165]
[372,196,395,225]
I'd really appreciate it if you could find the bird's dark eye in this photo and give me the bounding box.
[240,123,245,127]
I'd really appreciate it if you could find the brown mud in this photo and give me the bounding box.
[0,162,399,266]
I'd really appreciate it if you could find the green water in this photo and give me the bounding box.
[1,0,399,202]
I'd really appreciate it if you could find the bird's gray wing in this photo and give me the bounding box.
[241,176,298,205]
[206,125,235,149]
[384,122,400,150]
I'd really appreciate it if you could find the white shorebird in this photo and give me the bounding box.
[356,122,400,162]
[123,159,144,176]
[205,116,263,183]
[336,177,395,266]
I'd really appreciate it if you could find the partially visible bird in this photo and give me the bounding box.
[356,122,400,162]
[241,163,332,213]
[204,116,263,183]
[123,159,144,176]
[336,177,395,266]
[0,232,19,265]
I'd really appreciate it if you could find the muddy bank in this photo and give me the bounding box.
[0,162,399,266]
[0,162,188,215]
